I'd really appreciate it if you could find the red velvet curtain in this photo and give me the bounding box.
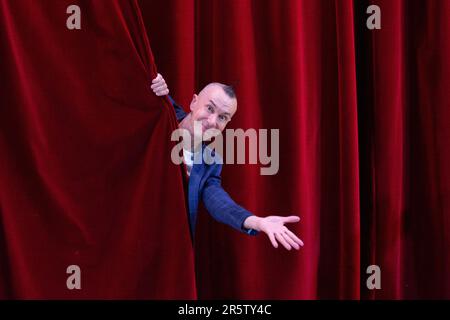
[141,0,450,299]
[0,0,196,299]
[1,0,449,300]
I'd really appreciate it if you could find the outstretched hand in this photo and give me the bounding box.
[244,215,304,251]
[259,215,304,250]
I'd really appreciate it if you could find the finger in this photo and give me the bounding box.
[151,80,166,88]
[151,84,162,91]
[152,73,162,83]
[152,86,166,95]
[151,79,164,89]
[151,82,167,90]
[156,88,169,96]
[283,216,300,224]
[282,232,300,250]
[267,232,278,248]
[275,233,291,250]
[156,87,169,96]
[151,75,160,84]
[286,229,304,246]
[152,83,168,92]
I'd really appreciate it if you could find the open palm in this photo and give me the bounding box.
[259,215,304,250]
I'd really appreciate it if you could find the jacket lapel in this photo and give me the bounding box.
[188,155,205,216]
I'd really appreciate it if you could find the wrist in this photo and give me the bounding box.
[243,215,262,232]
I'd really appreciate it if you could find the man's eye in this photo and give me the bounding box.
[207,105,214,112]
[219,115,228,122]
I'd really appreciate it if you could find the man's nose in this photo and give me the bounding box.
[207,115,217,128]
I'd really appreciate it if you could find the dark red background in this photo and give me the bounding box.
[1,0,449,299]
[141,0,450,299]
[0,0,196,299]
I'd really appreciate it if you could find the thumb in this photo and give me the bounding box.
[283,215,300,224]
[152,73,162,83]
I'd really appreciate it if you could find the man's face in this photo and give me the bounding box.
[188,84,237,138]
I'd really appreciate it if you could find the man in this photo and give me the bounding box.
[151,74,304,250]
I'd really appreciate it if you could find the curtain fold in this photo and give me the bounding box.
[1,0,448,299]
[141,0,450,299]
[0,0,196,299]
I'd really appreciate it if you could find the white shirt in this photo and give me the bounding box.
[182,149,195,176]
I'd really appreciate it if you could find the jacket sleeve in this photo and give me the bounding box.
[201,164,258,236]
[168,95,188,121]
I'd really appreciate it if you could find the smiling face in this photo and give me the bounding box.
[187,83,237,139]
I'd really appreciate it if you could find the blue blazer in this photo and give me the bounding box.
[168,96,258,237]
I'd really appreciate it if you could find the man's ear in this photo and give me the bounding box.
[190,94,198,111]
